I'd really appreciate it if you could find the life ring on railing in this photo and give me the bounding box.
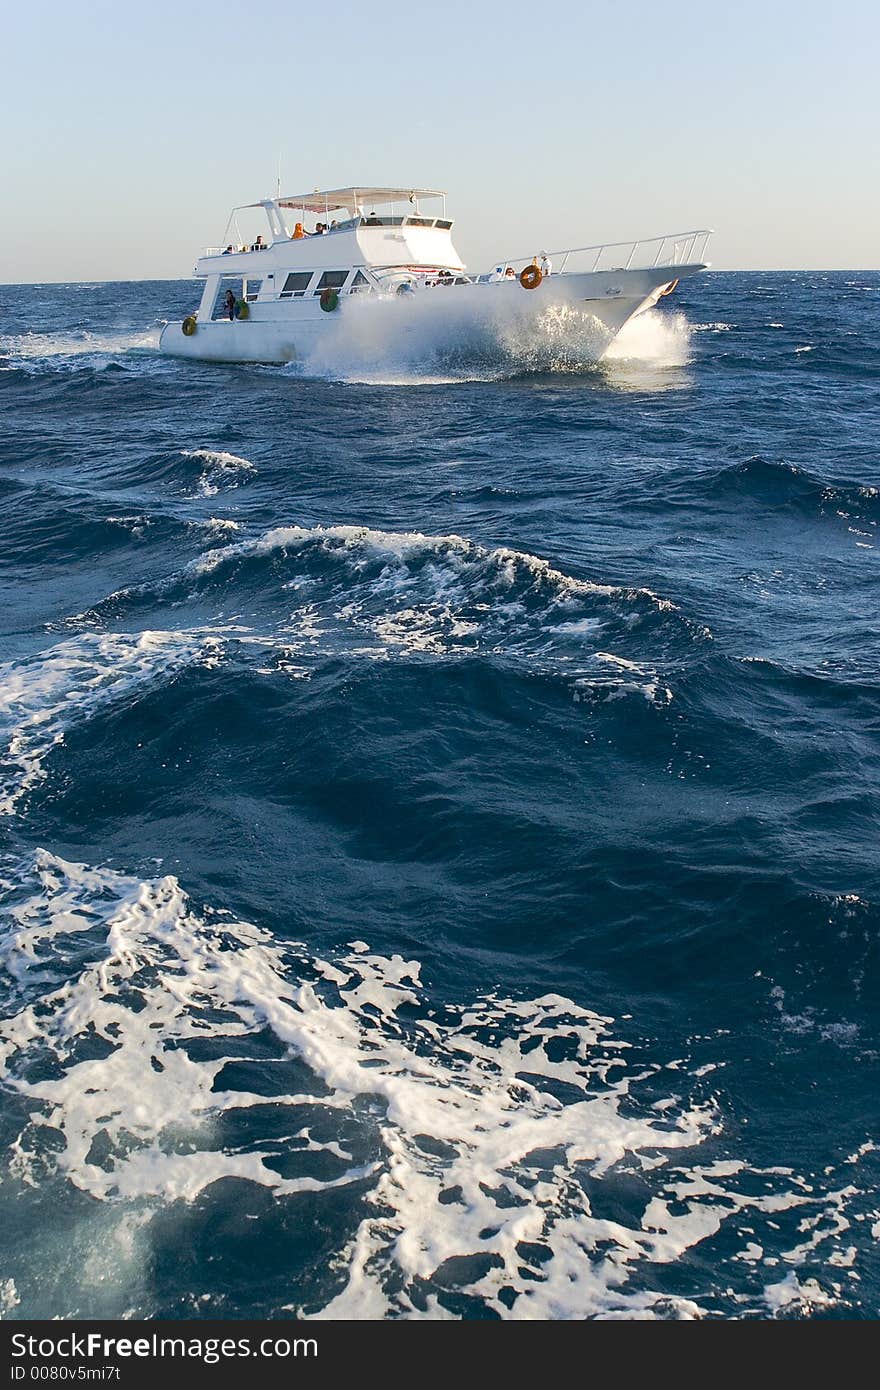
[319,287,339,312]
[181,315,197,336]
[519,265,542,290]
[235,299,249,320]
[659,278,679,297]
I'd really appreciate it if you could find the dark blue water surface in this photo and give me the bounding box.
[1,272,878,1320]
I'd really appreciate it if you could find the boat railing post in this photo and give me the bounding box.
[624,241,637,269]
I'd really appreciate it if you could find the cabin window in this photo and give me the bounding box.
[405,216,433,227]
[245,279,262,303]
[314,271,348,292]
[280,271,314,298]
[435,219,453,230]
[349,270,370,293]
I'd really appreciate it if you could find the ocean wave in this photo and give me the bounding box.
[0,493,190,569]
[638,457,880,527]
[0,851,865,1319]
[179,448,255,498]
[60,524,706,693]
[87,447,257,498]
[0,631,222,817]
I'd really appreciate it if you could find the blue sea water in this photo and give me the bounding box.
[0,271,878,1320]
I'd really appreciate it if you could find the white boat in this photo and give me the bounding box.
[159,186,712,365]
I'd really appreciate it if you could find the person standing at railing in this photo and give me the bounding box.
[540,251,552,278]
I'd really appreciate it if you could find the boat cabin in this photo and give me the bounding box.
[192,186,467,321]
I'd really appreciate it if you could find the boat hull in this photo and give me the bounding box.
[159,264,704,365]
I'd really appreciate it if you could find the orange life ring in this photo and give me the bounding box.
[520,265,542,290]
[659,278,679,297]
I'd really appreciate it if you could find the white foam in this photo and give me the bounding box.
[193,523,620,607]
[0,1278,20,1315]
[287,288,693,384]
[764,1271,836,1314]
[296,288,616,383]
[573,651,673,705]
[0,853,865,1318]
[180,449,253,471]
[605,309,693,366]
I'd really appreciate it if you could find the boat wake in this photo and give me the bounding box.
[0,327,161,373]
[0,850,863,1319]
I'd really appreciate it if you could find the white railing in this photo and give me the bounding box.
[499,229,713,276]
[203,245,273,257]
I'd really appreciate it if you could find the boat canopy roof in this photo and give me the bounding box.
[242,187,445,213]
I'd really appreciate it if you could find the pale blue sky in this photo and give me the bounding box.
[3,0,877,281]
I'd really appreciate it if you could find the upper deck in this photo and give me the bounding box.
[195,187,464,277]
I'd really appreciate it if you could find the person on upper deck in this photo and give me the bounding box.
[223,245,234,254]
[540,251,552,277]
[291,222,307,239]
[252,235,266,251]
[504,265,516,279]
